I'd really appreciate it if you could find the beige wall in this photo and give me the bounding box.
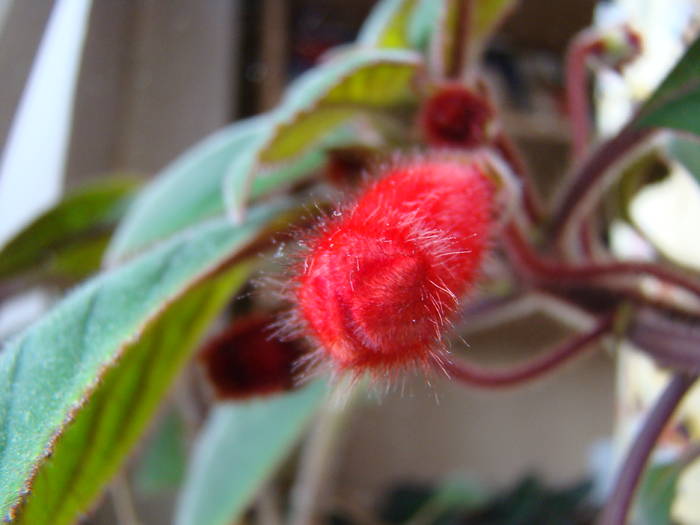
[67,0,239,183]
[337,316,614,507]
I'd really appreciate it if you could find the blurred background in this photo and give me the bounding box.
[0,1,613,523]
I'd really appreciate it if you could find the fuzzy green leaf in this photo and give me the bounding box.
[636,36,700,135]
[223,49,422,220]
[0,202,287,523]
[175,382,327,525]
[0,177,138,282]
[407,0,443,51]
[107,118,329,263]
[16,265,248,525]
[106,118,268,263]
[259,48,421,164]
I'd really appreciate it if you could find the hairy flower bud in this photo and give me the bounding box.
[292,154,495,378]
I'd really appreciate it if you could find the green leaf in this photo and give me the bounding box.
[134,408,187,494]
[407,0,442,51]
[638,91,700,135]
[113,50,421,261]
[636,35,700,135]
[260,48,421,164]
[357,0,420,49]
[106,117,270,263]
[632,458,685,525]
[175,382,328,525]
[222,49,422,220]
[17,264,249,525]
[0,177,138,282]
[0,202,288,523]
[107,118,330,263]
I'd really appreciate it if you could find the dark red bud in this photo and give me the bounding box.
[198,315,304,400]
[419,83,494,148]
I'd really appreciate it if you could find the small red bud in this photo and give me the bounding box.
[323,147,374,187]
[292,153,495,379]
[198,315,303,400]
[419,84,494,148]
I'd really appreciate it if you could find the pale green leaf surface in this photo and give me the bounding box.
[113,50,421,261]
[175,382,328,525]
[108,118,331,263]
[106,117,269,263]
[407,0,442,51]
[0,202,286,521]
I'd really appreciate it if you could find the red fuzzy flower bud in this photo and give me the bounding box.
[419,83,494,148]
[292,153,495,379]
[199,315,303,400]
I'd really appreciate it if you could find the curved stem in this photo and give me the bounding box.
[627,307,700,371]
[287,383,356,525]
[566,29,601,159]
[549,123,654,254]
[457,291,597,335]
[111,473,142,525]
[505,223,700,314]
[444,313,613,389]
[599,372,698,525]
[492,131,545,225]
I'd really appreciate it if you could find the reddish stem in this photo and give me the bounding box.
[492,131,545,225]
[549,123,654,252]
[444,314,613,388]
[505,223,700,308]
[627,307,700,372]
[599,372,697,525]
[447,0,471,79]
[566,29,602,159]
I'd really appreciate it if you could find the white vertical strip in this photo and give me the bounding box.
[0,0,93,246]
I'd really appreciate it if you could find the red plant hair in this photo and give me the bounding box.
[290,153,496,379]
